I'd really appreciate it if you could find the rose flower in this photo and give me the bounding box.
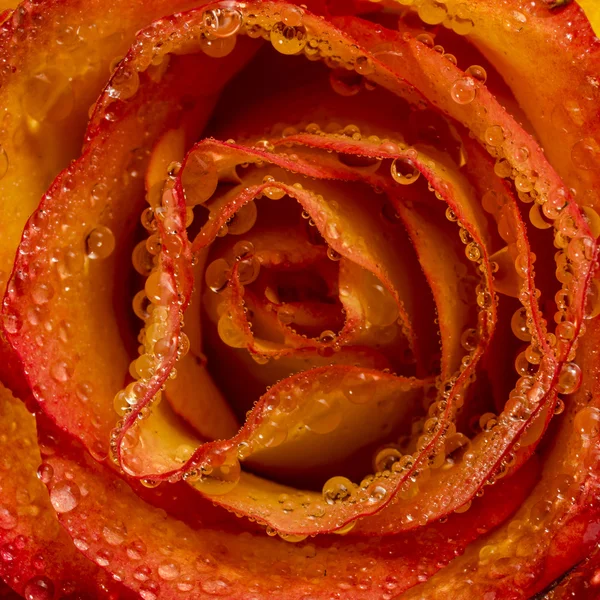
[0,0,598,598]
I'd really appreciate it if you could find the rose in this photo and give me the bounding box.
[0,0,598,598]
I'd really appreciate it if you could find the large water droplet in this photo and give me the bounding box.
[24,577,54,600]
[49,480,81,513]
[322,476,353,504]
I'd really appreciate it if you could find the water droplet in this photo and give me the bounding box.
[228,201,257,235]
[326,247,341,261]
[145,270,175,305]
[200,34,237,58]
[466,65,487,83]
[50,360,73,383]
[86,226,115,259]
[418,0,447,25]
[24,577,54,600]
[465,242,481,262]
[108,68,140,101]
[102,521,127,546]
[0,146,8,180]
[203,6,242,38]
[23,69,74,122]
[391,158,420,185]
[322,476,354,504]
[0,507,17,530]
[200,578,231,596]
[158,561,180,581]
[205,258,230,293]
[191,457,241,495]
[31,283,53,305]
[571,137,599,170]
[330,69,362,97]
[305,395,342,434]
[484,125,504,147]
[49,480,80,513]
[450,78,476,104]
[36,463,54,484]
[556,362,582,395]
[494,159,512,178]
[374,447,401,472]
[574,406,600,440]
[270,22,306,55]
[460,328,479,350]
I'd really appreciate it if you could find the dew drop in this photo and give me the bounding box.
[158,561,180,581]
[86,226,115,260]
[270,22,306,55]
[305,395,342,435]
[571,137,599,171]
[200,35,237,58]
[573,406,600,440]
[50,360,73,383]
[418,0,447,25]
[228,201,257,235]
[329,69,362,97]
[484,125,504,147]
[24,576,54,600]
[0,146,8,180]
[108,68,140,101]
[391,158,420,185]
[49,480,80,513]
[466,65,487,83]
[322,476,354,504]
[0,507,17,530]
[145,270,175,305]
[374,447,401,472]
[36,463,54,484]
[23,69,74,122]
[556,362,582,395]
[460,328,479,351]
[192,457,241,495]
[203,6,242,38]
[205,258,230,293]
[450,78,476,105]
[182,153,218,206]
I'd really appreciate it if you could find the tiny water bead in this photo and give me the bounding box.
[322,476,354,504]
[390,158,420,185]
[450,77,476,104]
[86,226,115,259]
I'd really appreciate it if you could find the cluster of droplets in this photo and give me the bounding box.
[110,161,189,474]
